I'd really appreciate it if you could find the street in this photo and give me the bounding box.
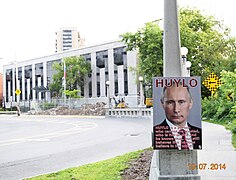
[0,115,152,180]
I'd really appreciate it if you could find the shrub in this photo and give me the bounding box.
[202,70,236,123]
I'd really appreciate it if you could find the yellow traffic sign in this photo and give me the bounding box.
[202,73,222,96]
[227,92,234,101]
[15,89,21,95]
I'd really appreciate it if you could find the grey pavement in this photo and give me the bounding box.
[0,115,152,180]
[198,122,236,180]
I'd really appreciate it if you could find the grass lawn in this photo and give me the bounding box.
[25,149,146,180]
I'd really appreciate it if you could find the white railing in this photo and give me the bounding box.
[107,108,153,118]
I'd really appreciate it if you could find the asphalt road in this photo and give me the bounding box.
[0,115,152,180]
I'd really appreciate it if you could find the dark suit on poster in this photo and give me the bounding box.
[153,120,202,150]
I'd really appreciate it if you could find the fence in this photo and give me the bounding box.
[11,97,108,112]
[5,97,153,118]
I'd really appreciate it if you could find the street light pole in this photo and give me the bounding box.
[186,60,192,77]
[181,47,188,77]
[14,61,20,103]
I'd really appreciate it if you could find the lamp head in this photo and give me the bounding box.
[186,61,192,68]
[139,76,143,82]
[181,47,188,56]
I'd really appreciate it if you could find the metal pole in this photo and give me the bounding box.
[149,0,199,179]
[15,61,20,103]
[163,0,182,77]
[181,47,189,77]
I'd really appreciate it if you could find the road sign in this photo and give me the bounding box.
[227,92,234,101]
[15,89,21,95]
[202,73,222,96]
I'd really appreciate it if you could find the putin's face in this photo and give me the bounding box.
[162,85,193,128]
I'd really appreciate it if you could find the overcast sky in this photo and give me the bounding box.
[0,0,235,72]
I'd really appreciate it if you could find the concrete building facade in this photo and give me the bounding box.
[3,41,139,108]
[55,27,85,52]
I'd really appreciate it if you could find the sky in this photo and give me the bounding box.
[0,0,235,72]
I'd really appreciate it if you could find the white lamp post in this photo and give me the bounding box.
[14,61,20,103]
[138,76,145,107]
[106,81,110,108]
[181,47,189,77]
[186,61,192,77]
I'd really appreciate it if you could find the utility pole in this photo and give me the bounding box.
[149,0,200,179]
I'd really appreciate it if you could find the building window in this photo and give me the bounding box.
[113,46,128,95]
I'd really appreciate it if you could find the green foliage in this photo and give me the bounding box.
[179,8,236,79]
[121,7,236,98]
[25,149,145,180]
[202,96,218,119]
[202,70,236,148]
[202,70,236,122]
[63,89,81,98]
[49,56,91,97]
[121,22,163,83]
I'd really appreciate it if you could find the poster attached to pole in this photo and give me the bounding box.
[153,77,202,150]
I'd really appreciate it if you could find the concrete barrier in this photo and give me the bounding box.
[106,108,153,118]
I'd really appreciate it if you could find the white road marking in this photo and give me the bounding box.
[0,119,97,147]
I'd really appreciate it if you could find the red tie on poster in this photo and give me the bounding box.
[178,129,189,150]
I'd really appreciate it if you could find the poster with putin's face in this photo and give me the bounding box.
[153,77,202,150]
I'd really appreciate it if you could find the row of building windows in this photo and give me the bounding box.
[5,46,128,102]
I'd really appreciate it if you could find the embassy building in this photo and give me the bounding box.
[3,40,139,108]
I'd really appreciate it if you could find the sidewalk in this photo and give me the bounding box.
[198,122,236,179]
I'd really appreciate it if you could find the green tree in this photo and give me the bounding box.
[121,22,163,83]
[202,70,236,122]
[50,56,91,97]
[179,8,236,78]
[64,89,81,98]
[121,7,236,87]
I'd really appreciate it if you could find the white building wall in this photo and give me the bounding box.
[84,76,89,98]
[22,66,25,100]
[3,41,139,107]
[7,81,11,103]
[37,76,41,101]
[32,64,36,100]
[100,68,106,97]
[108,49,115,97]
[126,50,138,107]
[91,52,97,98]
[12,68,15,102]
[3,68,6,102]
[117,65,124,96]
[27,79,30,100]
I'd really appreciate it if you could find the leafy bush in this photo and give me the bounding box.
[202,96,218,119]
[202,70,236,122]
